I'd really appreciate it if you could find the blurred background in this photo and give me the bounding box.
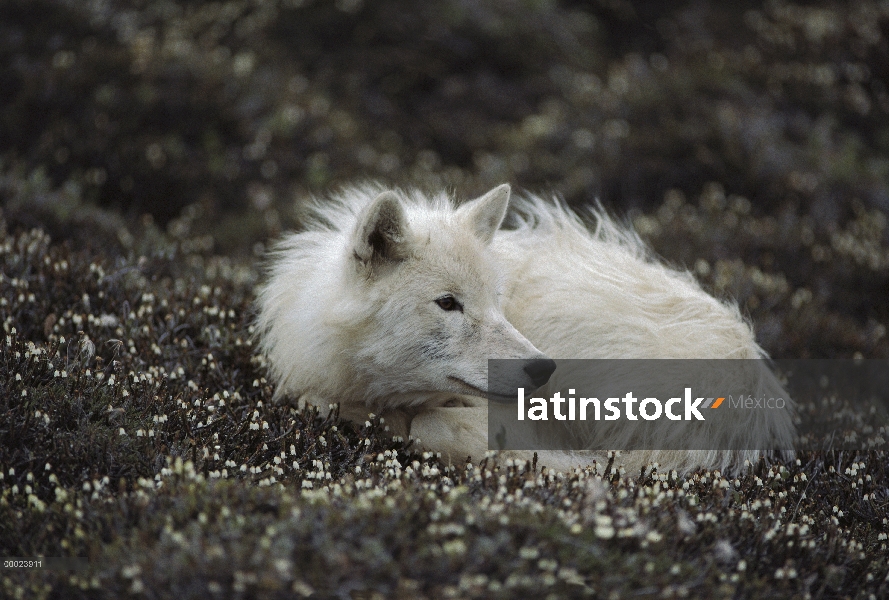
[1,0,888,357]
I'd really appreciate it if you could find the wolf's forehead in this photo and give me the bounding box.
[411,223,505,293]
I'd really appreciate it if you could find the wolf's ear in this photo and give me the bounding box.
[462,184,510,245]
[353,191,408,272]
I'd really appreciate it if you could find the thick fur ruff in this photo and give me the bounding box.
[256,184,795,474]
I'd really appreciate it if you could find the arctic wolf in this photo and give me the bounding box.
[256,184,794,473]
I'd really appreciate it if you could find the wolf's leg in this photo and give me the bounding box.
[407,398,543,460]
[409,405,490,464]
[410,400,596,473]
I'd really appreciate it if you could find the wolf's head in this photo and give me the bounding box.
[343,185,554,405]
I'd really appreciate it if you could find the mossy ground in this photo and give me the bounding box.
[1,1,888,598]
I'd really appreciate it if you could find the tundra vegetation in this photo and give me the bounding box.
[1,1,888,598]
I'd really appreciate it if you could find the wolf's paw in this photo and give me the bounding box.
[410,405,489,463]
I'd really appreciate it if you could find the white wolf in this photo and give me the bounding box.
[256,184,794,474]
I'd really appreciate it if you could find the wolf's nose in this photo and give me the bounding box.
[524,358,557,388]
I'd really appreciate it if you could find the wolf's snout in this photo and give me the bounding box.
[524,358,557,388]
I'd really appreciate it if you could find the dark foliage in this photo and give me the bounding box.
[1,1,888,598]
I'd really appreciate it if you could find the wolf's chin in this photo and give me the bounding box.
[447,376,488,396]
[447,375,517,401]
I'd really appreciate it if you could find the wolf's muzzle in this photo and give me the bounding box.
[524,358,557,388]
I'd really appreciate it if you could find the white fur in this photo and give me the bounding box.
[256,185,795,474]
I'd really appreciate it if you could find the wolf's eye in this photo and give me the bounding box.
[435,295,462,312]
